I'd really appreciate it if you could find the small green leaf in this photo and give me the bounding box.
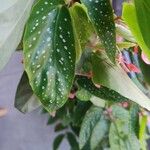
[53,134,65,150]
[67,132,79,150]
[122,3,150,60]
[76,88,91,101]
[81,0,116,63]
[23,0,76,112]
[15,72,41,113]
[76,76,128,102]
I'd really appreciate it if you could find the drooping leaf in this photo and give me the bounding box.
[122,3,150,60]
[0,0,34,71]
[81,0,116,63]
[76,76,128,103]
[91,51,150,111]
[53,134,65,150]
[109,105,140,150]
[23,0,76,112]
[79,106,103,150]
[69,2,94,60]
[66,132,79,150]
[15,72,41,113]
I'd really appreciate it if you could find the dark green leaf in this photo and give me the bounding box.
[79,106,103,149]
[76,76,128,102]
[67,132,79,150]
[23,0,76,112]
[72,101,91,126]
[15,72,41,113]
[53,134,65,150]
[81,0,116,63]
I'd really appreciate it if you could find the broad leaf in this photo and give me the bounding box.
[53,134,65,150]
[15,72,41,113]
[69,2,94,60]
[79,106,103,149]
[109,105,140,150]
[0,0,34,71]
[91,52,150,111]
[122,3,150,60]
[81,0,116,63]
[76,76,128,102]
[23,0,76,112]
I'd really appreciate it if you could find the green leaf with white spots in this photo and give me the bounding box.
[23,0,76,112]
[69,3,94,60]
[76,76,128,102]
[15,72,41,113]
[80,0,116,63]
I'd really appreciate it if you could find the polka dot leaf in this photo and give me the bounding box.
[76,76,128,102]
[23,0,76,112]
[80,0,116,63]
